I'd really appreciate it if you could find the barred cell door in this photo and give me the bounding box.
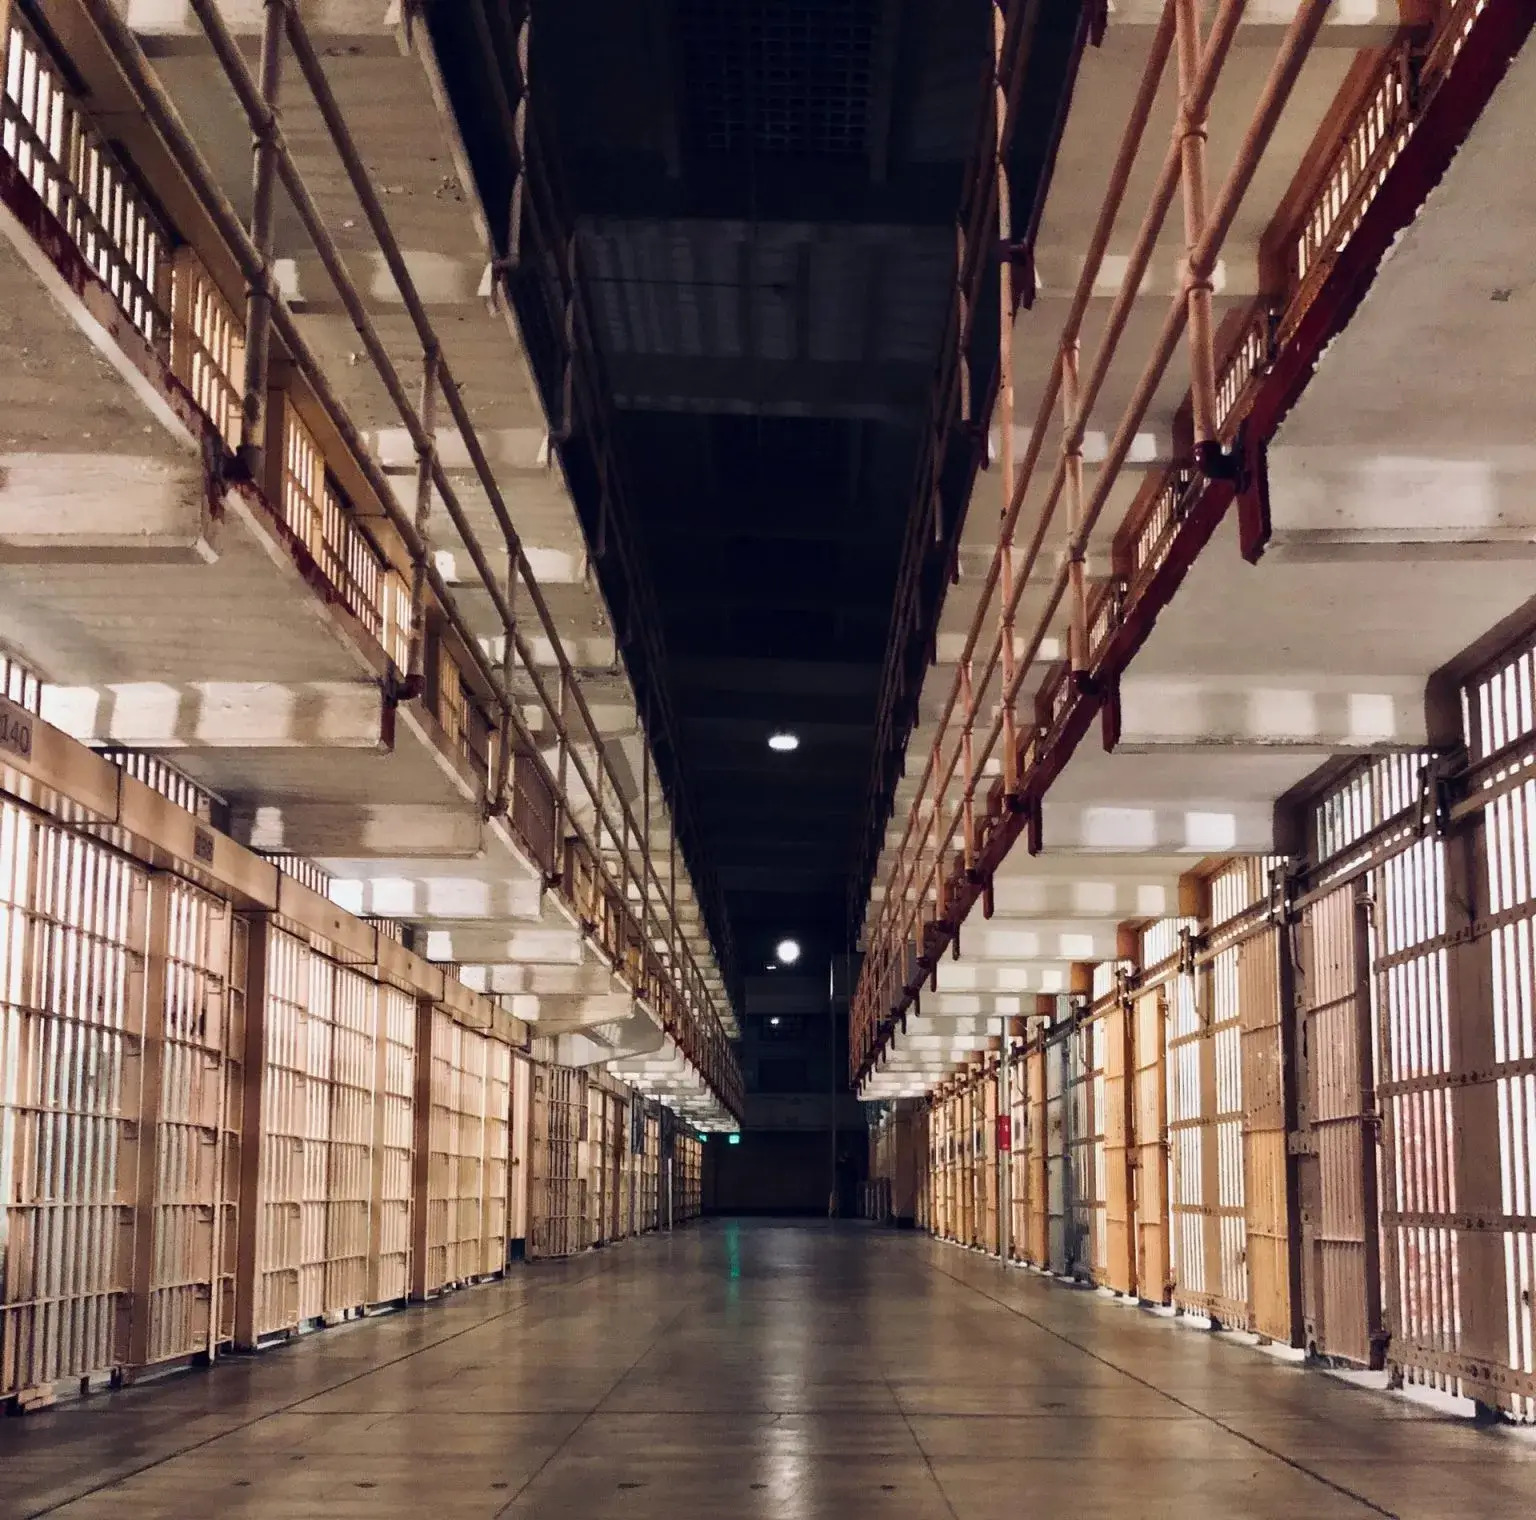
[1099,998,1136,1295]
[1294,880,1384,1366]
[1007,1047,1028,1262]
[1065,1020,1098,1279]
[1237,925,1295,1344]
[1045,1028,1069,1273]
[1025,1041,1048,1264]
[1132,986,1171,1304]
[980,1069,1000,1255]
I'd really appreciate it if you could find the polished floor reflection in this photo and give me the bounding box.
[3,1222,1534,1519]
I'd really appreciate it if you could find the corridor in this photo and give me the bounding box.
[2,1222,1532,1520]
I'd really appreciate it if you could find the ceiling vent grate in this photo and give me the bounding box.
[678,0,879,159]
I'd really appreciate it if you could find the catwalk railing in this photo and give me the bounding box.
[0,696,703,1404]
[879,606,1536,1418]
[851,0,1501,1080]
[0,0,740,1120]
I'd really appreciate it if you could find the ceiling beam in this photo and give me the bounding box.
[606,354,931,421]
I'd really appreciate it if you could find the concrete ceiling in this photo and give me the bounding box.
[430,0,1088,980]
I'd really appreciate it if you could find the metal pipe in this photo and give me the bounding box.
[279,0,736,1052]
[863,1,1179,961]
[408,347,440,689]
[864,0,1333,1050]
[993,0,1020,794]
[1177,0,1219,445]
[81,0,738,1091]
[238,0,287,477]
[998,1019,1012,1265]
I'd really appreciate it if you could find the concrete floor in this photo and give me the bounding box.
[2,1223,1534,1519]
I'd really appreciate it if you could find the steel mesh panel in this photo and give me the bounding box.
[678,0,878,158]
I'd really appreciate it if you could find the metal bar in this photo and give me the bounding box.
[993,0,1019,794]
[408,347,440,691]
[238,0,286,476]
[857,0,1348,1074]
[81,0,737,1087]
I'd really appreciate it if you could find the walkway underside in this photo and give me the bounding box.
[2,1222,1532,1520]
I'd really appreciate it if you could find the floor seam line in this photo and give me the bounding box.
[18,1259,614,1520]
[924,1249,1400,1519]
[490,1301,694,1517]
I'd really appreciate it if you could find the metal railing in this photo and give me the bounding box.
[851,0,1490,1079]
[847,2,1094,934]
[1,11,168,345]
[0,0,740,1117]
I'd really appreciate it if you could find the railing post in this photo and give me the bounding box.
[407,345,440,695]
[233,916,271,1352]
[1061,340,1088,674]
[507,8,531,269]
[992,0,1019,796]
[490,544,519,817]
[408,995,436,1302]
[239,0,287,481]
[1178,0,1219,458]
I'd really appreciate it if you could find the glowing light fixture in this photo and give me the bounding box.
[769,1016,781,1027]
[767,732,800,752]
[775,938,801,965]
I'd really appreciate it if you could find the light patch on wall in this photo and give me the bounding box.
[980,928,1041,958]
[37,685,98,741]
[1348,691,1400,742]
[423,876,492,918]
[1136,883,1172,915]
[1080,806,1157,850]
[328,878,365,915]
[1058,932,1097,960]
[1072,880,1119,914]
[368,876,418,917]
[1184,811,1238,851]
[244,803,287,851]
[1250,686,1318,738]
[425,929,455,961]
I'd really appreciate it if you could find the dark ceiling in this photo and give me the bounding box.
[430,0,1086,995]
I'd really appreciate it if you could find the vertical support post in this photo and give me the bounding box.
[506,8,531,270]
[491,544,519,816]
[365,983,390,1306]
[992,0,1019,794]
[557,234,577,441]
[407,348,440,693]
[207,907,243,1361]
[961,659,977,867]
[555,666,572,872]
[408,997,435,1302]
[1443,820,1507,1414]
[123,873,168,1376]
[998,1018,1012,1265]
[642,705,654,967]
[233,916,272,1352]
[239,0,287,480]
[1062,341,1088,674]
[1175,0,1219,454]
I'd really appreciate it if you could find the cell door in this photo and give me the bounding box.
[1238,925,1294,1344]
[1025,1042,1048,1265]
[1045,1029,1069,1273]
[1132,987,1171,1303]
[1295,880,1384,1366]
[1099,999,1136,1295]
[1065,1021,1098,1279]
[981,1070,1000,1255]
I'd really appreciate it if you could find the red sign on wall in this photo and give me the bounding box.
[996,1115,1012,1153]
